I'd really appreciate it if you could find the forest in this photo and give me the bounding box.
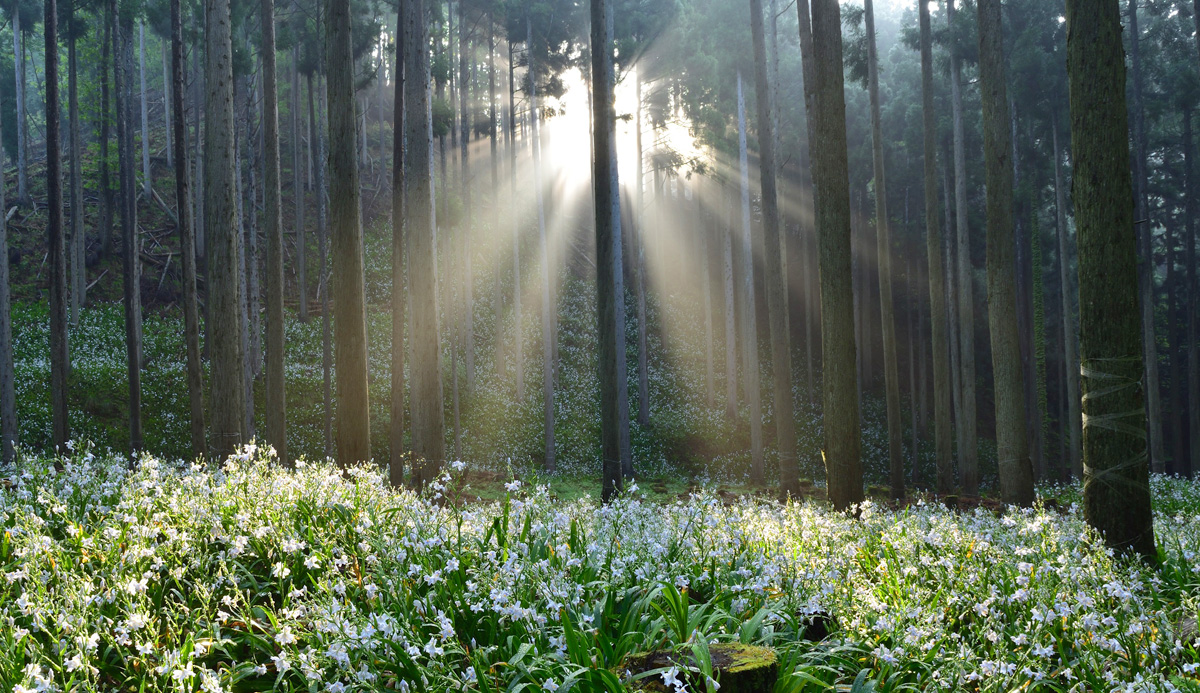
[1,0,1200,689]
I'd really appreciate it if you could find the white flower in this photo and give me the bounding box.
[505,480,522,492]
[271,654,291,673]
[272,563,291,579]
[65,653,86,672]
[305,555,321,570]
[276,626,297,646]
[543,679,560,692]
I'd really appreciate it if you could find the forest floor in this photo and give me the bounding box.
[2,446,1199,692]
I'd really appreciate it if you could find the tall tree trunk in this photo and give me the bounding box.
[919,0,952,494]
[389,0,407,486]
[13,10,28,205]
[1127,0,1166,475]
[328,0,372,466]
[942,144,963,469]
[206,0,246,458]
[907,258,919,484]
[723,182,738,421]
[140,22,151,198]
[1065,0,1155,559]
[47,0,71,451]
[700,184,715,410]
[294,47,308,323]
[163,43,172,169]
[172,0,206,459]
[750,0,799,496]
[1191,0,1200,480]
[1053,113,1082,479]
[864,0,903,499]
[591,0,629,500]
[489,11,501,368]
[508,39,523,403]
[459,4,475,394]
[529,19,555,473]
[0,113,13,462]
[977,0,1033,506]
[315,75,333,458]
[99,11,114,257]
[261,0,287,463]
[115,7,143,452]
[809,0,861,508]
[634,71,650,426]
[735,72,765,484]
[68,31,85,326]
[406,0,445,488]
[946,0,977,493]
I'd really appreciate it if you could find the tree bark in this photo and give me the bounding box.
[0,106,14,462]
[1052,113,1082,479]
[99,10,114,257]
[946,0,977,494]
[978,0,1033,506]
[295,46,308,323]
[1065,0,1156,559]
[68,30,84,326]
[13,9,28,205]
[864,0,903,499]
[736,72,765,484]
[810,0,861,509]
[115,6,143,452]
[261,0,287,463]
[723,182,738,421]
[47,0,71,451]
[327,0,372,466]
[206,0,246,458]
[919,0,952,494]
[169,0,205,460]
[1126,0,1166,475]
[749,0,799,496]
[140,22,151,198]
[164,43,172,169]
[389,0,407,486]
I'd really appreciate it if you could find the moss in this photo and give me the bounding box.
[624,643,777,693]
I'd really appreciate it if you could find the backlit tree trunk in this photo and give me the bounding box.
[262,0,287,463]
[736,72,764,484]
[390,0,407,486]
[116,6,143,452]
[47,0,71,450]
[1053,115,1082,479]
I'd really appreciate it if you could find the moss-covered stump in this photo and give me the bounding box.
[623,643,777,693]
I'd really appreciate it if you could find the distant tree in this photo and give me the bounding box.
[528,18,555,473]
[407,0,446,488]
[735,72,764,484]
[1064,0,1156,560]
[919,0,952,494]
[9,0,30,204]
[47,0,70,451]
[328,0,372,466]
[863,0,902,500]
[262,0,287,463]
[977,0,1034,506]
[810,0,861,510]
[207,0,247,458]
[749,0,799,497]
[66,9,86,326]
[1052,113,1081,479]
[0,107,14,463]
[390,0,407,487]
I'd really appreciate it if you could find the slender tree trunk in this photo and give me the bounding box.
[260,0,287,463]
[13,10,28,205]
[206,0,246,458]
[863,0,903,498]
[942,145,963,468]
[736,72,765,484]
[164,43,172,169]
[723,184,738,421]
[294,47,308,323]
[508,39,523,403]
[919,0,952,494]
[1065,0,1155,559]
[389,0,407,486]
[591,0,629,500]
[140,22,151,198]
[528,20,555,473]
[316,75,333,458]
[171,0,205,459]
[459,6,475,394]
[701,185,715,410]
[99,12,114,257]
[977,0,1033,506]
[946,0,977,493]
[114,7,143,452]
[1127,0,1166,475]
[1168,216,1184,474]
[0,116,12,462]
[1186,107,1200,478]
[407,0,445,487]
[810,0,861,509]
[907,258,919,484]
[46,0,71,451]
[1053,114,1082,479]
[489,12,501,369]
[634,71,650,426]
[749,0,798,496]
[68,31,85,326]
[327,0,372,466]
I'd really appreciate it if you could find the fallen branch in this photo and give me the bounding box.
[86,269,108,291]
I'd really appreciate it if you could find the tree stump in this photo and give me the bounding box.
[623,643,777,693]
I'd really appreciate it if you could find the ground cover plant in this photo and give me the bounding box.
[2,445,1199,692]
